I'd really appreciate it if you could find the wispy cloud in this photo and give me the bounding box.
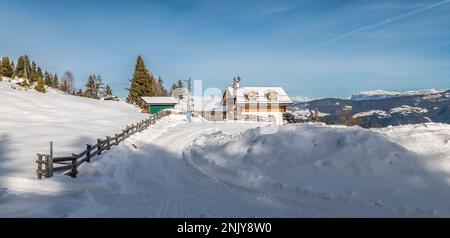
[299,0,450,55]
[355,2,429,10]
[260,6,297,15]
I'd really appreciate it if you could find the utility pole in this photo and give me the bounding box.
[184,78,192,123]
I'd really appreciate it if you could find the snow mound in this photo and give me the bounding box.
[188,124,450,212]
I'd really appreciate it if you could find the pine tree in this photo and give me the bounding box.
[95,75,104,98]
[29,61,38,82]
[105,84,113,96]
[15,56,26,78]
[75,89,84,96]
[127,56,155,107]
[1,57,14,78]
[15,55,32,79]
[170,83,177,92]
[84,75,96,98]
[177,79,183,89]
[37,67,44,80]
[35,78,46,93]
[157,76,167,96]
[44,71,52,85]
[52,73,59,88]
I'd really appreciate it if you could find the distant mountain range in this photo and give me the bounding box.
[289,89,450,127]
[350,89,447,101]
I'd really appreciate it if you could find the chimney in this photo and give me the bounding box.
[232,76,241,120]
[233,76,240,99]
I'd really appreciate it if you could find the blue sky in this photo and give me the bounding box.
[0,0,449,98]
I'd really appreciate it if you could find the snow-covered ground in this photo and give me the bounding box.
[389,105,429,115]
[0,80,147,178]
[352,110,390,118]
[1,80,450,217]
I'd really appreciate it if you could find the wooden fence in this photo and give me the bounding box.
[36,110,172,179]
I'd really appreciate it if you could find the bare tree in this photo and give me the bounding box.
[60,71,75,94]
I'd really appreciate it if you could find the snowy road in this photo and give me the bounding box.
[90,122,335,217]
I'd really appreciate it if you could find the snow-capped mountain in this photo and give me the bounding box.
[290,96,314,103]
[350,89,447,101]
[290,89,450,127]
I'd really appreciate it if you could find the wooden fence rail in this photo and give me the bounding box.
[36,110,172,179]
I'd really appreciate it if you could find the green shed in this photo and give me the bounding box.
[141,97,178,114]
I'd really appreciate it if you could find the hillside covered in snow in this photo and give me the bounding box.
[0,80,147,178]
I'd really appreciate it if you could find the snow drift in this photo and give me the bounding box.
[188,123,450,215]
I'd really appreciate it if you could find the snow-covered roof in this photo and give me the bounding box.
[141,97,178,105]
[191,96,223,111]
[226,87,292,104]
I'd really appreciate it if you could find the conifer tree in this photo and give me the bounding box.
[35,78,46,93]
[176,79,184,99]
[15,56,26,78]
[44,71,52,85]
[170,83,177,93]
[15,55,32,79]
[75,89,84,96]
[29,61,38,82]
[177,79,183,89]
[157,76,167,96]
[127,56,154,107]
[105,84,113,96]
[84,75,96,98]
[1,57,14,78]
[52,73,59,88]
[37,67,43,80]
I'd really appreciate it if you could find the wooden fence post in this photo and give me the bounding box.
[106,136,111,150]
[48,142,53,178]
[46,155,53,178]
[97,139,102,155]
[36,154,43,179]
[70,154,78,178]
[115,134,119,145]
[86,144,92,163]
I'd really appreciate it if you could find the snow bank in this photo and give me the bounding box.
[0,80,148,178]
[376,123,450,170]
[188,123,450,214]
